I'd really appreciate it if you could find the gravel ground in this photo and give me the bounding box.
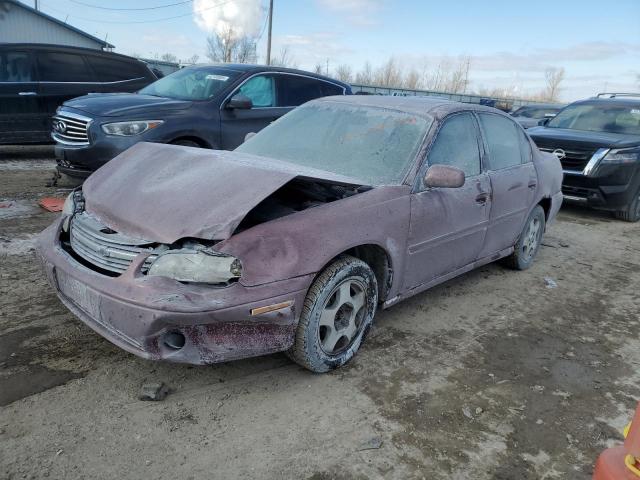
[0,147,639,480]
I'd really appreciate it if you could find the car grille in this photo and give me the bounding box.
[539,147,597,172]
[52,111,91,145]
[70,212,159,274]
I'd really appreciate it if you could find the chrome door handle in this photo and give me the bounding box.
[18,91,37,96]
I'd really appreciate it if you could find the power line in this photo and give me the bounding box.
[42,0,237,24]
[68,0,193,11]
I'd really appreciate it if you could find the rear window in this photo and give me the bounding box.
[0,52,34,82]
[85,56,147,82]
[547,103,640,135]
[37,52,93,82]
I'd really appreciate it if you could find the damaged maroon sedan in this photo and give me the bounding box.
[37,96,563,372]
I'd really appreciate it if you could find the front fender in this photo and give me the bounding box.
[217,186,411,297]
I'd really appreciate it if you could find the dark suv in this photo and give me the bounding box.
[53,64,351,178]
[0,44,156,144]
[528,94,640,221]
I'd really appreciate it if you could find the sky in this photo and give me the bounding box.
[29,0,640,101]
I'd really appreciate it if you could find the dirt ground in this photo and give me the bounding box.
[1,146,639,480]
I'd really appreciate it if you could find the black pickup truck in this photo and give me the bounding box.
[528,94,640,222]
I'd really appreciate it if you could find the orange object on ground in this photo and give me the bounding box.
[38,197,65,212]
[594,402,640,479]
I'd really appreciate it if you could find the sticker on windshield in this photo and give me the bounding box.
[631,109,640,116]
[206,74,229,81]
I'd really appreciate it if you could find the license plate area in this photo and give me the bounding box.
[56,269,102,319]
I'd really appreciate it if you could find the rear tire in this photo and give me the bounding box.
[288,255,378,373]
[614,188,640,222]
[504,205,546,270]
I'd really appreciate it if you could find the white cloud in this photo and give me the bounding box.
[193,0,264,38]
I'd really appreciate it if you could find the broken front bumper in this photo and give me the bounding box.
[36,218,311,365]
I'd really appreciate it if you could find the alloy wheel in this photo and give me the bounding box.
[318,279,368,355]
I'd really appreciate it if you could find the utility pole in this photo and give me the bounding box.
[266,0,273,65]
[34,0,39,10]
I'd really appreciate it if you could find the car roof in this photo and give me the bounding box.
[572,97,640,107]
[311,94,508,119]
[517,103,564,109]
[188,63,350,87]
[0,43,144,63]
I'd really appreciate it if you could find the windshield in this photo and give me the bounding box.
[513,106,560,119]
[236,102,432,185]
[547,103,640,135]
[139,67,239,101]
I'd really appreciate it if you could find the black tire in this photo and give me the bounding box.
[614,188,640,222]
[170,139,201,148]
[288,255,378,373]
[504,205,546,270]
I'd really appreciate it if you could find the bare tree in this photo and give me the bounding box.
[544,67,565,102]
[334,64,353,83]
[183,54,199,65]
[313,63,324,75]
[206,27,257,64]
[423,56,471,93]
[374,57,402,88]
[160,53,178,63]
[403,68,422,89]
[270,46,297,68]
[355,61,373,84]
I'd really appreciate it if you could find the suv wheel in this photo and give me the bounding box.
[614,188,640,222]
[288,255,378,373]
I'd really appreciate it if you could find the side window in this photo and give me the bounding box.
[478,113,522,170]
[320,81,344,97]
[0,52,34,82]
[238,74,275,107]
[86,56,146,82]
[277,75,342,106]
[427,113,481,178]
[519,130,532,164]
[37,52,94,82]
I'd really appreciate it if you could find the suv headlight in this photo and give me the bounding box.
[602,147,640,165]
[148,248,242,284]
[101,120,163,136]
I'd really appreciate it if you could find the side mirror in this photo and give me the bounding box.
[424,165,465,189]
[244,132,256,142]
[226,94,253,110]
[538,117,551,126]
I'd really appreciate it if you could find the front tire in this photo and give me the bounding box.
[289,255,378,373]
[504,205,546,270]
[614,187,640,222]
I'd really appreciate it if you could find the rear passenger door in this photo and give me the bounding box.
[476,113,538,257]
[36,51,96,129]
[0,50,46,143]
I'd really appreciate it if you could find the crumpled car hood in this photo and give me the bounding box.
[83,142,365,244]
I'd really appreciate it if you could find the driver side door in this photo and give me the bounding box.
[403,112,492,290]
[219,73,287,149]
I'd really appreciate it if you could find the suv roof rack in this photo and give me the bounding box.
[596,92,640,99]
